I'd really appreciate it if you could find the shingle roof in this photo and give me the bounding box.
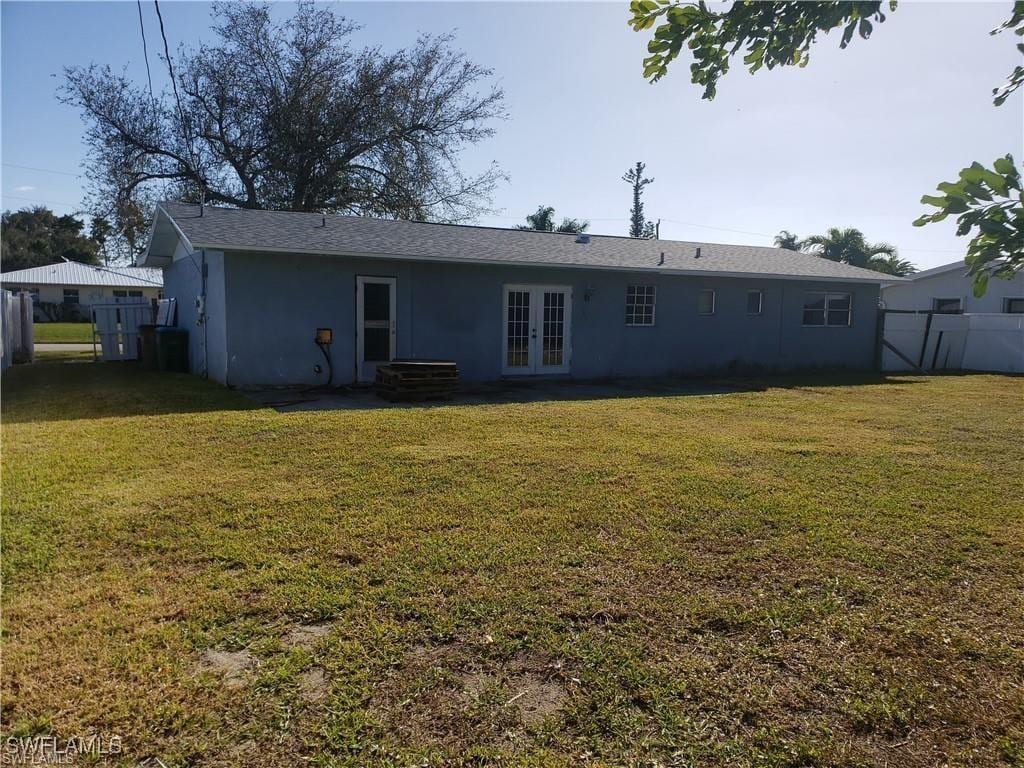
[0,262,163,288]
[150,201,894,284]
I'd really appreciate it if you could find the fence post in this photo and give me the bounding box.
[19,292,34,363]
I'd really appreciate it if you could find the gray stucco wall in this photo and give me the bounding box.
[162,247,226,378]
[200,250,880,388]
[882,268,1024,312]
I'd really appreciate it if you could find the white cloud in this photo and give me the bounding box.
[14,185,36,192]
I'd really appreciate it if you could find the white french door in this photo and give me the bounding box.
[356,276,396,382]
[502,284,572,375]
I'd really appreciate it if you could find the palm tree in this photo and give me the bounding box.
[774,230,801,250]
[867,253,917,276]
[516,205,589,234]
[801,227,896,269]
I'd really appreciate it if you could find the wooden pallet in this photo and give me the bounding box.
[375,360,459,401]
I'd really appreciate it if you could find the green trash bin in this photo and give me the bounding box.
[155,327,189,373]
[137,324,158,370]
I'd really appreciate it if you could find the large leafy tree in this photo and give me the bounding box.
[60,1,506,239]
[914,156,1022,294]
[1,207,102,273]
[801,227,896,269]
[628,0,1023,290]
[516,205,590,234]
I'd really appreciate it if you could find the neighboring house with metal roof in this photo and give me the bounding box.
[0,261,163,321]
[881,260,1024,314]
[142,201,896,387]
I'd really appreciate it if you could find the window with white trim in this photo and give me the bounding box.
[1003,298,1024,314]
[746,290,763,315]
[697,289,716,315]
[62,289,79,306]
[802,292,852,327]
[932,297,962,313]
[625,285,656,326]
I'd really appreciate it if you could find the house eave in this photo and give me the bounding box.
[194,241,893,285]
[139,205,196,267]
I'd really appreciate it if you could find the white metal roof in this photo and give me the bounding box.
[144,201,897,284]
[0,262,163,288]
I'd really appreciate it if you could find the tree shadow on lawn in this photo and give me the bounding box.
[1,361,255,424]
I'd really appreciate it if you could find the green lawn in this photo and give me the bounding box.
[2,365,1022,767]
[32,321,93,343]
[32,348,96,363]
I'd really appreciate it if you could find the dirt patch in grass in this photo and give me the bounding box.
[282,622,333,649]
[375,641,570,747]
[464,654,570,726]
[298,667,329,703]
[197,649,258,689]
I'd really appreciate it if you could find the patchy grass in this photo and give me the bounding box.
[2,365,1022,767]
[32,321,93,343]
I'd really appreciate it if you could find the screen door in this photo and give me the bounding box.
[356,276,396,382]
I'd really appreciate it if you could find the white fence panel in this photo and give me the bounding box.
[1,291,34,369]
[882,312,1024,373]
[91,299,152,361]
[1,290,12,371]
[961,314,1024,373]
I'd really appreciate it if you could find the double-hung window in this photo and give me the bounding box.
[625,285,656,326]
[63,289,79,306]
[803,292,852,327]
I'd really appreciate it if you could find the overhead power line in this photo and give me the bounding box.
[2,162,82,178]
[1,194,82,209]
[153,0,200,185]
[137,0,154,98]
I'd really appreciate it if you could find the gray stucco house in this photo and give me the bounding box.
[141,202,892,388]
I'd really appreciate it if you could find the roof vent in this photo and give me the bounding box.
[695,247,702,259]
[575,234,591,244]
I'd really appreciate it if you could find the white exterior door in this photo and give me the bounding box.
[502,284,572,375]
[356,276,396,382]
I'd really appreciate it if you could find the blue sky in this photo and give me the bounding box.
[2,1,1021,269]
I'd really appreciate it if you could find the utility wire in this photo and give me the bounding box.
[137,0,154,99]
[2,162,81,178]
[1,194,82,208]
[153,0,202,192]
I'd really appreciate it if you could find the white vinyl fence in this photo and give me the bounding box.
[882,313,1024,373]
[91,300,152,361]
[1,290,34,370]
